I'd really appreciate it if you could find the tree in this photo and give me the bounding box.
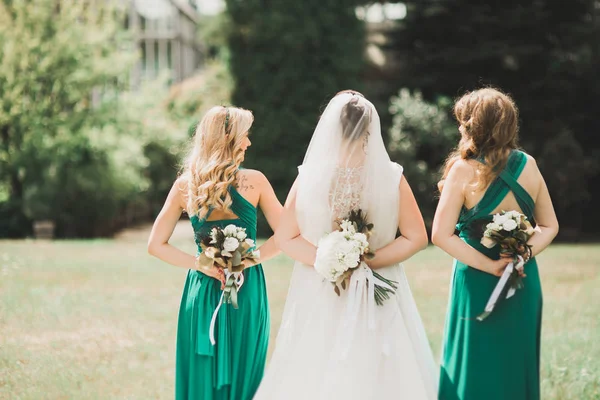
[0,0,138,237]
[226,0,366,226]
[0,0,185,237]
[388,88,457,228]
[386,0,600,237]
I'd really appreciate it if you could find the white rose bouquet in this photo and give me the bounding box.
[196,224,260,309]
[477,210,535,321]
[314,209,397,306]
[196,224,260,345]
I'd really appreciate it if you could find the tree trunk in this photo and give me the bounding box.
[0,124,23,203]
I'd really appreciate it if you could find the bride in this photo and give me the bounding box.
[254,90,438,399]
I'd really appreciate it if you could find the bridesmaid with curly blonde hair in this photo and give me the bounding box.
[433,88,559,400]
[148,106,283,400]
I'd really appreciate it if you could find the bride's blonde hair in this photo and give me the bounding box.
[181,106,254,218]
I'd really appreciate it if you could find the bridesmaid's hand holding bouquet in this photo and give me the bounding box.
[196,224,260,309]
[477,210,535,321]
[196,224,260,345]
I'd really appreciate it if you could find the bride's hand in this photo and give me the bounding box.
[484,258,512,277]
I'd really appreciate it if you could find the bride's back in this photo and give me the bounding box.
[296,91,402,248]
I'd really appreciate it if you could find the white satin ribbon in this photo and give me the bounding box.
[506,255,525,299]
[481,255,525,314]
[338,262,395,358]
[208,270,245,345]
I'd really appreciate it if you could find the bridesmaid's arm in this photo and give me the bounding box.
[253,172,283,265]
[528,160,559,257]
[367,176,428,269]
[431,161,510,277]
[274,178,318,266]
[147,180,224,282]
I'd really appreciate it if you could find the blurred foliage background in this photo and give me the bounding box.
[1,0,598,239]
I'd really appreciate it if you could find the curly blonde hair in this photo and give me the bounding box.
[180,106,254,218]
[441,87,519,190]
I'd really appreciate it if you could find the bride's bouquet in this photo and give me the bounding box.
[196,224,260,344]
[314,209,397,306]
[477,210,535,321]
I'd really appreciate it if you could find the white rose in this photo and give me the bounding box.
[353,232,367,245]
[236,230,247,241]
[245,238,255,247]
[223,237,240,252]
[493,214,509,225]
[486,222,502,232]
[223,224,238,237]
[340,220,356,234]
[339,249,360,270]
[340,220,352,232]
[502,219,518,231]
[251,250,260,259]
[315,231,349,281]
[210,228,219,244]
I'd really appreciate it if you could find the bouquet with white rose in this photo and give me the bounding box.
[196,224,260,308]
[314,209,398,306]
[196,224,260,345]
[477,210,535,321]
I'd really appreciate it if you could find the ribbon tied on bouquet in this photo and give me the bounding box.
[338,262,395,359]
[209,269,245,345]
[477,255,525,321]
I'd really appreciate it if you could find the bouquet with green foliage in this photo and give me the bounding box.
[477,211,535,321]
[197,224,259,345]
[314,209,398,306]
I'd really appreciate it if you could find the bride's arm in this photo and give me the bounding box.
[274,178,317,266]
[431,160,509,276]
[366,176,429,269]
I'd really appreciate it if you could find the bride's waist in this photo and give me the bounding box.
[294,261,403,276]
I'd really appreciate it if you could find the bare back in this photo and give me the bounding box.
[462,153,542,215]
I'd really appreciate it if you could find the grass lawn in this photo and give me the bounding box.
[1,223,599,399]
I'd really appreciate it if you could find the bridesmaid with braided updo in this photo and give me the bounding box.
[433,88,559,400]
[148,106,283,400]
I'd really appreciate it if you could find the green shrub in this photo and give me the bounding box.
[388,88,458,228]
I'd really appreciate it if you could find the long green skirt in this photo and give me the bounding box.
[175,267,270,400]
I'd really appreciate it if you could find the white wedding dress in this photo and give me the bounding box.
[254,93,439,400]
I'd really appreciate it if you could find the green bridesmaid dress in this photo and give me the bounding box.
[439,150,543,400]
[175,187,270,400]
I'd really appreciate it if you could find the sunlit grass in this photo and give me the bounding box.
[1,225,598,399]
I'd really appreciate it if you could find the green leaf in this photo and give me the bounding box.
[232,250,242,267]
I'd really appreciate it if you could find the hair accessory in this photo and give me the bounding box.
[224,107,230,133]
